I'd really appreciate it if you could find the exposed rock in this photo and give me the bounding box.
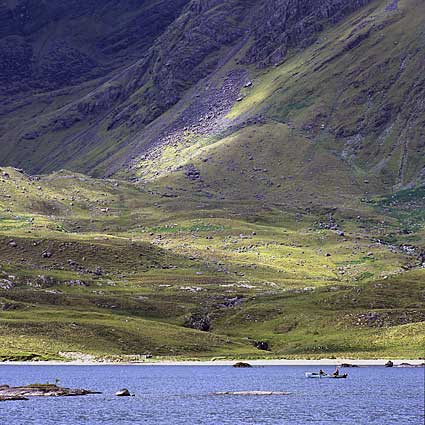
[397,363,425,368]
[184,314,211,332]
[254,341,270,351]
[41,251,53,259]
[385,361,394,368]
[0,384,100,399]
[66,280,89,287]
[352,311,425,328]
[0,395,28,402]
[94,267,103,276]
[37,275,55,287]
[233,362,252,368]
[0,279,14,290]
[0,303,20,311]
[185,165,201,181]
[216,296,244,308]
[385,0,399,12]
[243,0,373,67]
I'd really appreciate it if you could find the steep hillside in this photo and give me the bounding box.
[0,0,189,94]
[126,0,425,197]
[0,0,406,183]
[0,0,190,170]
[1,0,424,195]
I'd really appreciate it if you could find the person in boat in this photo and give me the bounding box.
[319,369,326,376]
[332,367,340,377]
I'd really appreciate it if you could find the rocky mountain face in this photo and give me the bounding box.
[0,0,190,94]
[243,0,373,67]
[0,0,424,193]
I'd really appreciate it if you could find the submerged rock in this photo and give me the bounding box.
[214,391,290,396]
[397,363,425,368]
[0,395,28,402]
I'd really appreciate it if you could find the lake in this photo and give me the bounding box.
[0,365,423,424]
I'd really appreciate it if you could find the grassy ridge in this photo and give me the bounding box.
[0,166,424,360]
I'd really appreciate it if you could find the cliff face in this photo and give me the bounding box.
[243,0,374,67]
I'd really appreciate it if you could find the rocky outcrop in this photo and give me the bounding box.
[243,0,374,67]
[115,388,131,396]
[352,310,425,328]
[0,0,190,95]
[184,314,211,331]
[0,384,100,400]
[254,341,270,351]
[233,362,252,368]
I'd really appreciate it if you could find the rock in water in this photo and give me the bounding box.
[115,389,131,397]
[0,396,28,401]
[214,391,290,396]
[233,362,252,368]
[0,384,100,400]
[385,361,394,368]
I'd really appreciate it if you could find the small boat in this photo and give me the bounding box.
[305,372,348,379]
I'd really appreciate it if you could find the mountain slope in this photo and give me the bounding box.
[1,0,425,360]
[125,0,425,195]
[2,0,424,194]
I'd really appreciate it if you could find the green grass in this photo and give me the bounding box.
[0,167,423,360]
[1,0,425,361]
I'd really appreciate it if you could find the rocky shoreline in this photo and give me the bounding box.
[0,384,100,402]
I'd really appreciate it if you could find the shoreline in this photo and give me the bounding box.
[0,359,423,367]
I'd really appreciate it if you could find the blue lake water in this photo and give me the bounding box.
[0,365,423,424]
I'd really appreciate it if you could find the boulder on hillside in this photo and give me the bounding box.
[185,165,201,181]
[184,314,211,332]
[254,341,270,351]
